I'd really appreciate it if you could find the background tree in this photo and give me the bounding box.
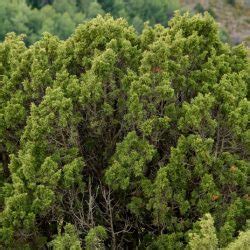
[26,0,53,9]
[0,0,179,43]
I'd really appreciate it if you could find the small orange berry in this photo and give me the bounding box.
[152,66,162,73]
[212,195,219,201]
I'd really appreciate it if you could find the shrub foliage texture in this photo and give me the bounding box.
[0,13,249,249]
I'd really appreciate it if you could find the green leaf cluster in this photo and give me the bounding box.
[0,12,249,249]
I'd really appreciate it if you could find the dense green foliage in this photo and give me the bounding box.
[0,12,249,249]
[0,0,179,44]
[188,213,250,250]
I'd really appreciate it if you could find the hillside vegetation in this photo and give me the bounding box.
[183,0,250,46]
[0,0,179,44]
[1,0,249,46]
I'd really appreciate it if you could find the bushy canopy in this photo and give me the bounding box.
[0,13,249,249]
[0,0,180,44]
